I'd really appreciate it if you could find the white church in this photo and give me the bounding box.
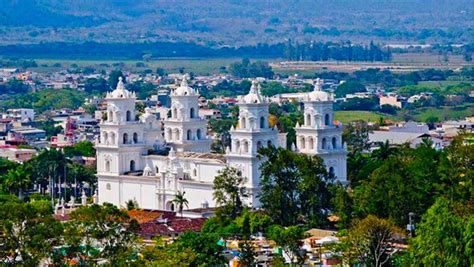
[96,77,347,211]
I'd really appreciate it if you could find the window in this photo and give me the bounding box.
[308,137,314,150]
[235,140,241,152]
[174,129,180,140]
[196,129,202,140]
[306,114,311,126]
[193,169,197,176]
[105,161,110,172]
[267,140,272,147]
[126,110,132,121]
[108,111,113,122]
[332,137,337,149]
[123,133,129,144]
[325,114,330,126]
[329,167,335,177]
[241,117,247,129]
[257,141,262,150]
[130,160,136,172]
[133,132,138,143]
[102,132,108,144]
[300,136,306,149]
[260,116,265,129]
[322,138,327,149]
[190,108,195,119]
[187,129,192,140]
[243,140,249,153]
[167,128,172,140]
[110,132,116,145]
[155,166,159,174]
[106,183,111,190]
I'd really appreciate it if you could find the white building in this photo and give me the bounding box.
[97,77,347,211]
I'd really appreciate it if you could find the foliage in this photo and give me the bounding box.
[335,215,403,266]
[266,225,307,264]
[108,70,124,89]
[84,77,109,94]
[63,141,96,157]
[335,81,366,98]
[238,239,258,266]
[258,147,332,226]
[172,191,189,217]
[172,232,226,266]
[213,166,248,219]
[60,203,140,265]
[0,78,30,95]
[228,58,274,78]
[0,197,63,266]
[126,80,156,99]
[409,198,473,266]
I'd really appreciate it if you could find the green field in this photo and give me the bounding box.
[334,111,398,124]
[34,58,270,76]
[407,104,474,122]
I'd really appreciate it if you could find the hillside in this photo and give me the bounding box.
[0,0,473,46]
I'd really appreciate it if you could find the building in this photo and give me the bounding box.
[294,79,347,181]
[379,93,407,109]
[96,77,347,211]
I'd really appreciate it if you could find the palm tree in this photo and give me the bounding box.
[3,165,31,200]
[172,191,189,217]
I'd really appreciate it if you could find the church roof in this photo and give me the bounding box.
[305,78,332,102]
[172,76,198,96]
[176,151,227,163]
[241,80,265,104]
[106,77,136,99]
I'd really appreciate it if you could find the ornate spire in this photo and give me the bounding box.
[117,77,125,91]
[314,78,323,91]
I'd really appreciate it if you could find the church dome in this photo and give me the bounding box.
[173,76,197,96]
[307,78,332,102]
[242,80,264,104]
[107,77,135,99]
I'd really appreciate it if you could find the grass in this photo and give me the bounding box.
[334,111,398,124]
[407,104,474,122]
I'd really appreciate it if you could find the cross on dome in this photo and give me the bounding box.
[106,76,135,99]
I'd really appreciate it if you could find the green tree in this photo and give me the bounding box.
[0,198,63,266]
[267,225,307,265]
[173,232,226,266]
[410,198,472,266]
[213,166,248,219]
[172,190,189,217]
[335,81,366,98]
[61,203,140,265]
[63,141,96,157]
[259,147,332,226]
[336,215,403,266]
[108,70,124,89]
[2,164,31,200]
[238,239,258,266]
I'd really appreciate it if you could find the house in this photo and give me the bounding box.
[379,93,407,109]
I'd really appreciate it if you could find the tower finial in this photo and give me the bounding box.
[116,76,125,90]
[314,78,322,91]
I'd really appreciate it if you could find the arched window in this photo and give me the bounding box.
[167,128,172,140]
[267,140,272,147]
[174,129,180,140]
[170,203,175,211]
[110,132,116,145]
[130,160,136,172]
[260,116,265,129]
[235,140,241,152]
[126,110,132,121]
[241,117,247,129]
[102,132,108,144]
[187,129,192,140]
[106,183,111,190]
[190,108,195,119]
[325,114,330,126]
[306,114,311,126]
[108,111,113,122]
[300,136,306,149]
[105,160,110,172]
[322,138,327,149]
[332,137,337,149]
[196,129,202,140]
[193,169,197,176]
[308,137,314,150]
[155,166,159,174]
[123,133,129,144]
[257,141,262,150]
[133,132,138,143]
[243,140,249,153]
[329,167,335,177]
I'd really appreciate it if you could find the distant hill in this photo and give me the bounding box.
[0,0,473,46]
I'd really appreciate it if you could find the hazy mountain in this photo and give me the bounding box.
[0,0,472,45]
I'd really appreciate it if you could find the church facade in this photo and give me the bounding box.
[96,77,346,211]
